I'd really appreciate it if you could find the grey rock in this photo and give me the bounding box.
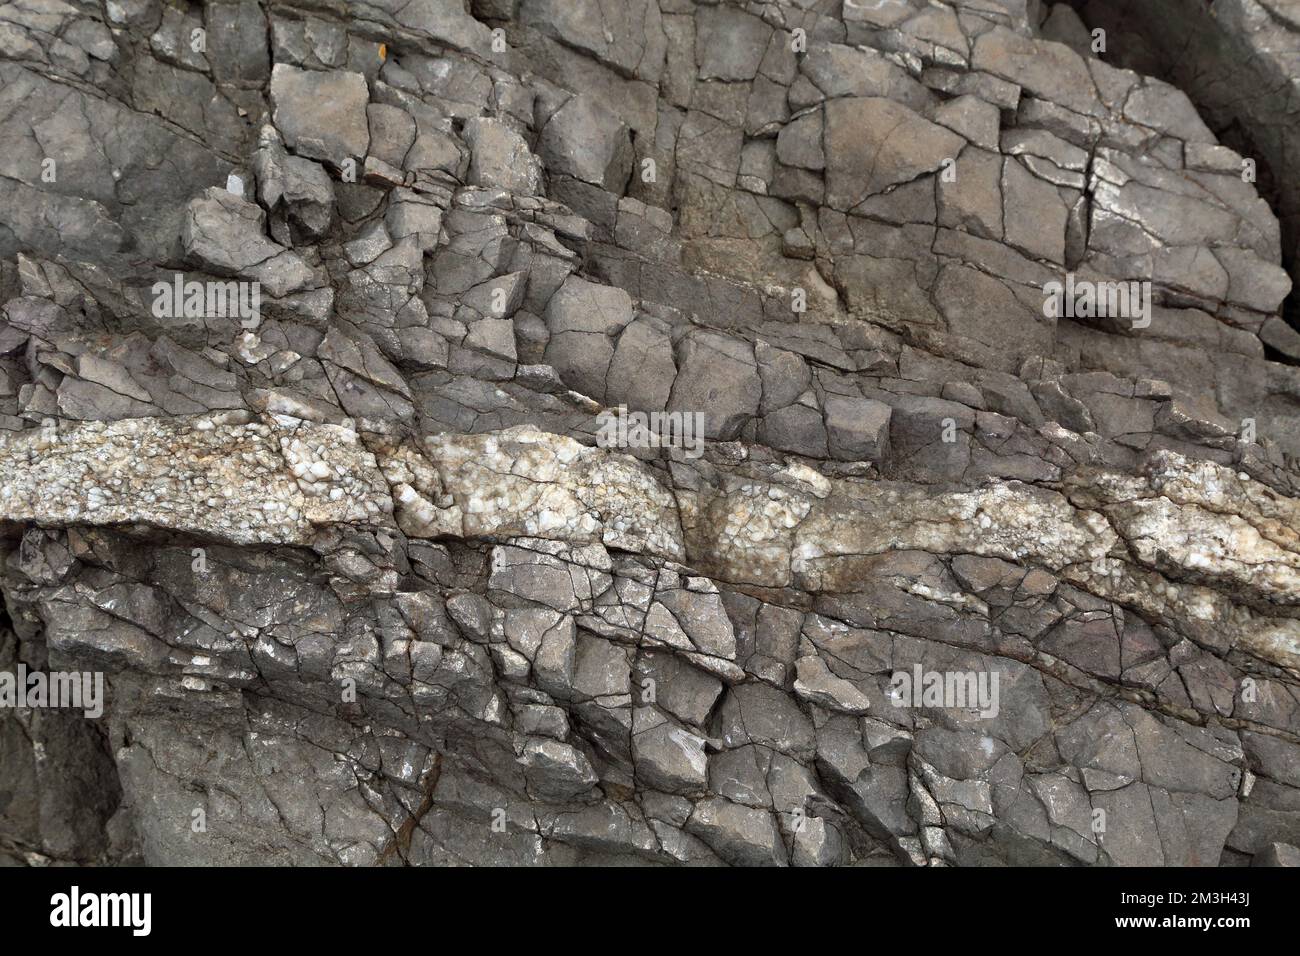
[824,97,966,211]
[270,64,370,167]
[522,0,665,83]
[182,187,313,296]
[632,708,709,794]
[686,797,786,866]
[695,6,770,82]
[522,738,599,799]
[1253,842,1300,867]
[667,331,761,441]
[463,117,541,195]
[2,0,1298,874]
[539,93,634,192]
[543,275,635,401]
[824,395,892,464]
[793,655,873,714]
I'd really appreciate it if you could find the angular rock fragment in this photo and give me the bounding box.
[824,97,966,210]
[538,93,634,192]
[270,64,370,167]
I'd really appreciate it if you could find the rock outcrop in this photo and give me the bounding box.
[1,0,1299,867]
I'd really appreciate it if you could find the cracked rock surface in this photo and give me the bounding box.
[2,0,1300,867]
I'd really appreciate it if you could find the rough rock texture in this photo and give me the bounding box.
[1077,0,1300,335]
[1,0,1300,868]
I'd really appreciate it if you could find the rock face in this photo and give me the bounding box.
[1,0,1299,869]
[1079,0,1300,339]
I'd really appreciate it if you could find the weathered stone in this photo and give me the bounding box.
[463,117,541,195]
[539,93,634,192]
[823,395,892,464]
[695,6,770,82]
[686,797,786,866]
[824,97,966,211]
[667,331,761,441]
[793,655,872,714]
[632,708,709,794]
[3,0,1298,874]
[270,64,370,167]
